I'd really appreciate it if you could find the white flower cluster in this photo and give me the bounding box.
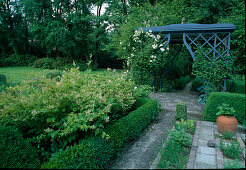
[133,28,144,43]
[121,70,130,80]
[150,55,157,63]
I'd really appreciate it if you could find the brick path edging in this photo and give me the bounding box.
[186,121,200,169]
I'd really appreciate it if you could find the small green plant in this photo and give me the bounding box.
[221,131,234,140]
[216,103,236,117]
[169,128,192,147]
[157,139,189,169]
[224,159,245,169]
[175,118,196,135]
[87,53,93,70]
[175,102,187,120]
[220,140,242,159]
[0,74,7,85]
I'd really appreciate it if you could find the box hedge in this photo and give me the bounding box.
[0,124,40,169]
[191,78,203,91]
[175,102,187,120]
[226,79,245,94]
[41,137,114,169]
[175,75,191,90]
[41,98,159,169]
[105,98,158,153]
[203,92,246,124]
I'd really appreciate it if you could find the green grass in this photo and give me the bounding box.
[0,66,47,82]
[0,66,124,83]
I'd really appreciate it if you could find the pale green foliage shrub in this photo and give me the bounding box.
[0,68,136,150]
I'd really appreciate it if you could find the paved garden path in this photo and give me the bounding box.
[109,82,205,169]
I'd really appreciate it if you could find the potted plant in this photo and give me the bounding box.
[216,103,238,133]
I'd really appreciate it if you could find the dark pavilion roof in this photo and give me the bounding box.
[141,23,236,34]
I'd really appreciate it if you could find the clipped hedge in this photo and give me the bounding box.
[191,77,203,91]
[41,137,113,169]
[226,79,245,94]
[41,98,158,169]
[175,75,191,90]
[0,124,40,169]
[175,102,187,120]
[106,98,158,152]
[203,92,246,124]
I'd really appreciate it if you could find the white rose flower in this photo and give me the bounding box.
[150,60,152,63]
[131,54,134,57]
[152,44,158,49]
[157,35,161,39]
[160,48,165,52]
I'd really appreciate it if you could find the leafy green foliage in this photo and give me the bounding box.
[226,79,245,94]
[175,119,196,134]
[0,124,40,169]
[157,117,194,169]
[32,58,56,69]
[105,98,158,152]
[220,140,242,159]
[0,67,136,151]
[175,75,191,90]
[41,136,113,169]
[45,70,63,82]
[216,103,236,117]
[169,128,192,147]
[221,131,234,140]
[157,139,190,169]
[192,51,241,93]
[203,92,245,124]
[175,102,187,120]
[224,159,245,169]
[0,74,6,85]
[191,77,204,91]
[2,54,38,66]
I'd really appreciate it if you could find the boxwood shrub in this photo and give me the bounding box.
[203,92,246,124]
[105,98,158,152]
[41,137,114,169]
[175,75,191,90]
[0,124,40,169]
[175,102,187,120]
[226,79,245,94]
[191,77,203,91]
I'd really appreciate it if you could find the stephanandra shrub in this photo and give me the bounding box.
[0,67,136,151]
[41,98,158,169]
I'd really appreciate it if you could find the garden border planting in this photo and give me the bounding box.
[40,98,158,169]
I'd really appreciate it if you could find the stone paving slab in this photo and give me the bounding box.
[198,139,208,147]
[197,146,216,156]
[194,152,217,169]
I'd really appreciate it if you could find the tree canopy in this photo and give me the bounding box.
[0,0,244,70]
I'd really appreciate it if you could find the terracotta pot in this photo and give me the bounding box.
[216,115,238,133]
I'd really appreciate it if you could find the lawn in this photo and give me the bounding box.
[0,66,124,83]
